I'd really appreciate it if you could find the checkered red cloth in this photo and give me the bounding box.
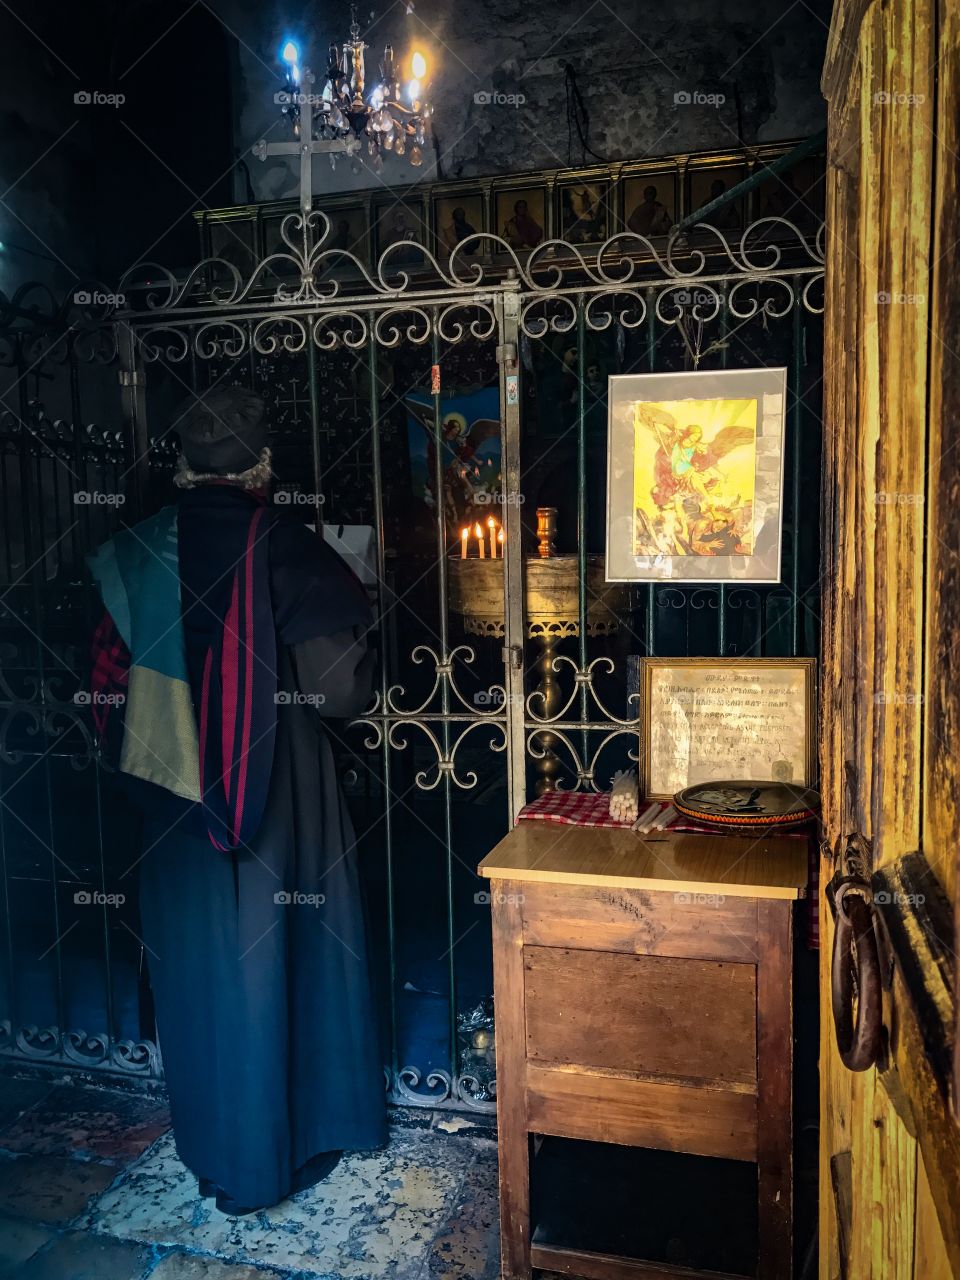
[515,790,751,836]
[516,790,820,950]
[516,790,632,828]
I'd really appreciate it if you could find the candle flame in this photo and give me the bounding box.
[474,523,483,537]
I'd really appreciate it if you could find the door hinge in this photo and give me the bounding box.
[502,644,523,669]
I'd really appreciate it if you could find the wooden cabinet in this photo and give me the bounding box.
[479,823,808,1280]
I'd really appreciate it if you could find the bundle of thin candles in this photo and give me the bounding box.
[608,770,639,823]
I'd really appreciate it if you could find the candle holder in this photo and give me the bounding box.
[449,507,630,794]
[536,506,557,558]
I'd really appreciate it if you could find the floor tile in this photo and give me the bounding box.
[0,1085,170,1162]
[0,1212,55,1278]
[87,1128,486,1278]
[0,1079,55,1133]
[18,1231,154,1279]
[0,1085,504,1279]
[423,1144,500,1278]
[150,1252,290,1279]
[0,1154,119,1224]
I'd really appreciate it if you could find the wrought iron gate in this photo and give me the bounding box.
[0,205,823,1109]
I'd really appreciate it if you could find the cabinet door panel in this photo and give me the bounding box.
[524,946,757,1086]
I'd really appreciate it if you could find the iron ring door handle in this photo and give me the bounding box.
[831,883,883,1071]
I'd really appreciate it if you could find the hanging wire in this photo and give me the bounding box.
[563,63,607,166]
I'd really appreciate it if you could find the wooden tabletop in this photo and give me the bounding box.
[478,821,809,899]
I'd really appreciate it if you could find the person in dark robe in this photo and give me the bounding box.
[87,388,386,1215]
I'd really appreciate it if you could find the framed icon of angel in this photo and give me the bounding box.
[605,367,787,583]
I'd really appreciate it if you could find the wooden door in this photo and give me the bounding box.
[820,1,960,1276]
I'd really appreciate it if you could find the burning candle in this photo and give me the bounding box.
[475,522,485,558]
[460,527,468,559]
[487,516,496,560]
[498,527,505,555]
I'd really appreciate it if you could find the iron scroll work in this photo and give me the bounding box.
[0,209,824,1108]
[121,206,824,343]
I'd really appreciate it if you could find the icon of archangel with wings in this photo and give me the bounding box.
[631,399,758,559]
[406,393,502,527]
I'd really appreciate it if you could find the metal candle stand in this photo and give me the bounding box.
[449,507,630,795]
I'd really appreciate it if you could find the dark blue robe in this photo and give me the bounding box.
[126,487,386,1207]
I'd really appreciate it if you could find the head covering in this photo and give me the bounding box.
[175,388,268,475]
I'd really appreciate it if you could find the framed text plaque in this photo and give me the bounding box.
[639,657,817,800]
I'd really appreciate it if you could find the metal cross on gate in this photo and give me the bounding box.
[252,69,361,216]
[274,376,313,431]
[331,374,364,421]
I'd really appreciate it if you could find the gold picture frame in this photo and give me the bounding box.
[639,657,817,801]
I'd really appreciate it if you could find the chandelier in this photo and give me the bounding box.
[277,8,431,171]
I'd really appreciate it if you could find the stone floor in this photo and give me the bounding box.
[0,1075,503,1280]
